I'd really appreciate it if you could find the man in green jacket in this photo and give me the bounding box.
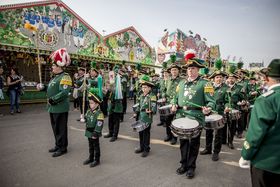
[171,53,215,179]
[39,48,72,157]
[240,59,280,187]
[200,70,228,161]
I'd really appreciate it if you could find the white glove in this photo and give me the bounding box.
[239,157,250,169]
[36,83,45,91]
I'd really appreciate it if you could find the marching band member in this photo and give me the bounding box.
[171,52,215,178]
[224,66,245,148]
[200,60,228,161]
[103,65,123,142]
[162,55,182,145]
[240,59,280,187]
[37,48,72,157]
[134,75,157,157]
[83,88,104,168]
[75,66,88,122]
[157,62,170,126]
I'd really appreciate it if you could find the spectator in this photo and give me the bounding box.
[7,67,23,115]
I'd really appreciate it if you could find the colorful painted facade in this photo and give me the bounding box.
[156,29,211,66]
[104,27,153,64]
[0,1,101,55]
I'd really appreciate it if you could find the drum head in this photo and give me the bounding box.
[157,99,164,103]
[159,104,172,109]
[205,114,223,123]
[231,109,239,114]
[172,118,199,129]
[133,103,139,107]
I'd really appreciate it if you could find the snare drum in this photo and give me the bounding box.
[131,121,149,132]
[157,98,166,107]
[205,114,224,129]
[132,103,139,113]
[230,109,241,120]
[171,117,201,139]
[158,104,172,116]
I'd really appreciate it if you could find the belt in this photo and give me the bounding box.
[177,106,201,111]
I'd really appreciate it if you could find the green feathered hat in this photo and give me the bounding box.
[235,61,249,76]
[167,54,181,70]
[88,87,102,104]
[161,61,169,72]
[209,59,227,79]
[139,74,154,87]
[90,61,98,73]
[227,64,239,78]
[99,63,105,70]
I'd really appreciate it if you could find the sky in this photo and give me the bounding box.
[1,0,280,67]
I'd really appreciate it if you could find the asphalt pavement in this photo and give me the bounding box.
[0,100,251,187]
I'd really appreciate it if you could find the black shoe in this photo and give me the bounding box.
[200,149,212,155]
[164,136,171,142]
[120,119,123,122]
[228,143,234,149]
[141,151,149,157]
[110,137,117,142]
[134,148,143,154]
[104,134,112,138]
[52,150,67,157]
[76,118,80,121]
[90,161,100,167]
[212,153,219,161]
[170,138,177,145]
[83,158,93,165]
[16,110,21,113]
[186,168,195,179]
[176,166,187,175]
[157,122,163,126]
[48,147,59,153]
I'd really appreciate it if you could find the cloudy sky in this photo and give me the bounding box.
[2,0,280,67]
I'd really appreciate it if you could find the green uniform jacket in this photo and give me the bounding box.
[88,76,98,88]
[108,90,123,114]
[85,108,104,138]
[159,79,168,98]
[171,76,215,125]
[164,76,182,104]
[136,92,157,124]
[241,85,280,174]
[121,74,128,94]
[76,76,89,98]
[245,83,261,105]
[225,83,245,109]
[213,83,228,115]
[47,72,72,113]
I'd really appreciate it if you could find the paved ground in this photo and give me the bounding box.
[0,100,251,187]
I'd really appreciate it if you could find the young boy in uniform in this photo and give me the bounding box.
[83,88,104,167]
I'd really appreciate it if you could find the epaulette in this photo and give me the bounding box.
[204,82,214,94]
[97,112,104,120]
[60,74,72,86]
[262,90,274,97]
[150,95,157,101]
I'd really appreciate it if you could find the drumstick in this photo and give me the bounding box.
[185,100,218,113]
